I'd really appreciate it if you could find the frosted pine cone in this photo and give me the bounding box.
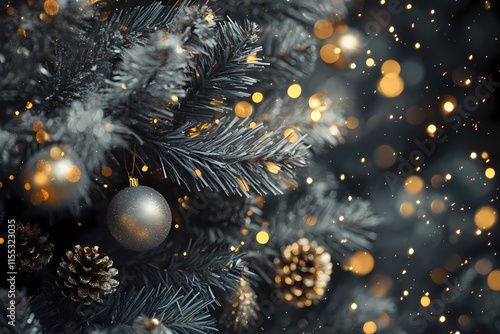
[15,221,54,273]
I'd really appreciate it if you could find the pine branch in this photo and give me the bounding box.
[123,239,252,301]
[0,289,42,334]
[87,286,217,334]
[175,19,266,121]
[139,116,309,196]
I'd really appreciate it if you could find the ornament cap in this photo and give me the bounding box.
[128,176,139,187]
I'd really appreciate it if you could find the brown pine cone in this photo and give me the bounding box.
[274,238,333,308]
[55,245,119,305]
[15,221,54,273]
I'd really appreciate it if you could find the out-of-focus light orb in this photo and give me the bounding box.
[485,168,495,179]
[458,315,471,326]
[366,58,375,67]
[363,321,377,334]
[431,174,444,187]
[345,116,359,129]
[287,84,302,99]
[314,19,334,39]
[474,206,497,230]
[381,59,401,77]
[404,175,424,195]
[308,93,328,109]
[306,177,313,184]
[443,101,455,113]
[378,312,390,328]
[482,152,489,159]
[427,124,437,134]
[44,0,59,16]
[377,76,404,98]
[347,251,375,276]
[439,316,446,323]
[256,231,270,244]
[421,296,431,307]
[487,270,500,291]
[405,106,425,125]
[339,33,361,53]
[369,274,393,297]
[310,110,322,122]
[284,128,299,143]
[234,101,253,118]
[320,44,341,64]
[374,145,396,168]
[431,200,445,213]
[400,202,415,216]
[431,268,448,284]
[252,92,263,103]
[351,303,358,310]
[475,259,493,275]
[470,152,477,159]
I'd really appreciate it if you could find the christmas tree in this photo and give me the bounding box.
[1,0,500,333]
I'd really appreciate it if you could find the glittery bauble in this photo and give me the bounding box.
[23,148,84,208]
[107,185,171,251]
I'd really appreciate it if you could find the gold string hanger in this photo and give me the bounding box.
[124,143,139,187]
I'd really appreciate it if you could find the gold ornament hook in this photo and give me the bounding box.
[124,143,139,186]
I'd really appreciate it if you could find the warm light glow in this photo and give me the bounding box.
[485,168,495,179]
[266,162,280,174]
[427,124,437,134]
[314,19,334,39]
[306,177,313,184]
[381,60,401,77]
[102,167,112,177]
[346,116,359,129]
[474,206,497,230]
[287,84,302,99]
[310,110,322,122]
[44,0,59,15]
[431,268,448,284]
[237,178,249,191]
[234,101,253,118]
[443,101,455,112]
[256,231,270,244]
[475,259,493,275]
[246,54,258,63]
[195,169,202,178]
[377,76,404,98]
[404,175,424,195]
[470,152,477,159]
[347,251,375,276]
[320,44,341,64]
[351,303,358,310]
[374,145,396,168]
[431,200,445,213]
[363,321,377,334]
[252,92,264,103]
[487,270,500,290]
[421,296,431,307]
[400,202,415,216]
[366,58,375,67]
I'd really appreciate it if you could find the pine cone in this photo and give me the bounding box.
[15,221,54,273]
[274,238,333,308]
[56,245,119,305]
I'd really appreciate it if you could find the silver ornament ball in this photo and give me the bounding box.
[107,185,171,251]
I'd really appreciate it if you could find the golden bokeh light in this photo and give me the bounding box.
[431,199,445,213]
[347,251,375,276]
[377,76,404,98]
[443,101,455,113]
[431,268,448,284]
[346,116,359,129]
[65,165,81,183]
[421,296,431,307]
[44,0,59,15]
[234,101,253,118]
[431,174,444,187]
[320,44,341,64]
[363,321,377,334]
[195,168,202,178]
[314,19,334,39]
[256,231,270,244]
[366,58,375,67]
[404,175,424,195]
[310,110,322,122]
[246,54,258,63]
[378,312,390,328]
[252,92,264,103]
[475,259,493,275]
[49,146,63,160]
[487,270,500,291]
[381,59,401,77]
[400,202,415,216]
[474,206,497,230]
[374,145,396,168]
[287,84,302,99]
[427,124,437,135]
[485,168,495,179]
[102,167,112,177]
